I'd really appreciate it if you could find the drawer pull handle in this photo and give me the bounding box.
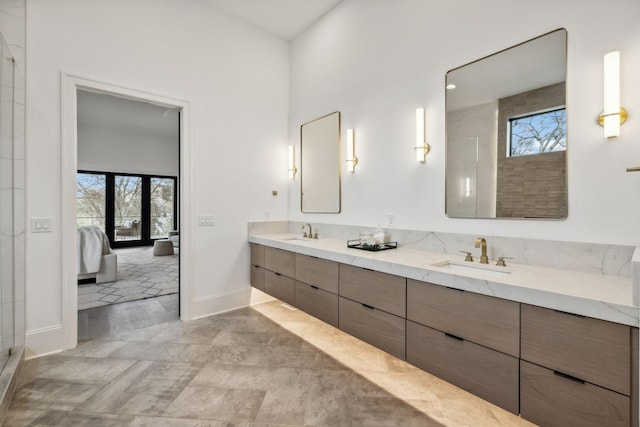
[362,303,375,310]
[310,285,319,290]
[252,264,260,268]
[446,286,465,292]
[553,309,586,318]
[553,370,585,384]
[310,256,319,259]
[444,332,464,341]
[275,272,282,276]
[362,268,374,271]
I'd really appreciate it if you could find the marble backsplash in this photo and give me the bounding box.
[249,221,636,279]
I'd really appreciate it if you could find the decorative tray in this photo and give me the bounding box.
[347,240,398,252]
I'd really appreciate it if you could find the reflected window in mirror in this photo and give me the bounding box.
[508,107,566,157]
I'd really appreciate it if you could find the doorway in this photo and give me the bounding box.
[61,73,192,351]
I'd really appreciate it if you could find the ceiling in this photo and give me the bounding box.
[200,0,343,40]
[77,90,179,140]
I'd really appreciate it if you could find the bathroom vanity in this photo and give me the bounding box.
[248,233,639,427]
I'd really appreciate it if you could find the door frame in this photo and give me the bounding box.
[61,72,193,350]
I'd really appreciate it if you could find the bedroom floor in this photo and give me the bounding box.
[78,246,179,310]
[5,296,534,427]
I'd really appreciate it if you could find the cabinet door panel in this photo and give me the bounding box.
[406,320,519,414]
[295,254,338,294]
[339,264,406,317]
[264,270,295,305]
[521,304,631,395]
[339,296,405,359]
[295,281,338,327]
[264,247,295,277]
[250,264,265,291]
[250,243,265,268]
[521,360,630,427]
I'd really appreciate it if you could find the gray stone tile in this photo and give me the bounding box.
[165,385,265,422]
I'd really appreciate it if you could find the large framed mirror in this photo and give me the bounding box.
[301,111,341,213]
[445,29,567,219]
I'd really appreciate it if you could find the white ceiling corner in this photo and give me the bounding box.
[200,0,343,40]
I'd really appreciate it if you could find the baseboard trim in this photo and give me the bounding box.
[25,325,64,359]
[191,287,275,320]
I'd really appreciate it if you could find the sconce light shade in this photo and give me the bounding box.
[288,145,297,179]
[415,108,430,162]
[599,51,628,138]
[346,128,358,172]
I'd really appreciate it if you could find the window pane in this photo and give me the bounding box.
[114,175,142,241]
[150,178,175,239]
[509,108,566,156]
[77,173,106,231]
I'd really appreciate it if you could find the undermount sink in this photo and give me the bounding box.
[431,259,512,276]
[282,237,312,243]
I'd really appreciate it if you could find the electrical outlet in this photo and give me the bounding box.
[387,213,395,227]
[198,214,215,226]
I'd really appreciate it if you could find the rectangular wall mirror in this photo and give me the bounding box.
[301,111,341,213]
[445,28,567,219]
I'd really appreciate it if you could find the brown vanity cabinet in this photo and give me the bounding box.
[520,304,636,427]
[249,242,639,426]
[338,264,407,359]
[250,243,265,291]
[406,279,520,414]
[294,254,339,327]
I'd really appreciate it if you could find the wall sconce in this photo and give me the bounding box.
[346,128,358,172]
[288,145,297,179]
[415,107,430,162]
[465,177,472,198]
[598,51,628,138]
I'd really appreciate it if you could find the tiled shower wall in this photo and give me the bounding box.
[0,0,26,352]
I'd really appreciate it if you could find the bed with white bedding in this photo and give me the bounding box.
[77,225,117,284]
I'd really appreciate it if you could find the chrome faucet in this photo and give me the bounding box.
[475,237,489,264]
[302,223,312,238]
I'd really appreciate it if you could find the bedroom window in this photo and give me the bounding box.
[77,172,106,231]
[77,171,177,247]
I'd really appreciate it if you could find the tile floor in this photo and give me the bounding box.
[78,246,179,310]
[5,296,535,426]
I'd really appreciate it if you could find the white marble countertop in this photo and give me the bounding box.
[249,233,639,327]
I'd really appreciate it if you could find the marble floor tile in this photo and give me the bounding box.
[6,297,536,427]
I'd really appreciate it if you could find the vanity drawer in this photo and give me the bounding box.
[339,264,406,317]
[295,281,339,327]
[407,279,519,357]
[406,320,519,414]
[521,304,631,395]
[250,243,265,268]
[250,264,265,291]
[264,247,295,277]
[295,254,338,294]
[339,296,405,359]
[264,270,295,305]
[520,360,630,427]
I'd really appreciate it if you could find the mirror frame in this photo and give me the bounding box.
[300,111,342,213]
[444,28,568,220]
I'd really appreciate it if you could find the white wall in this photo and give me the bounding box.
[26,0,289,353]
[289,0,640,246]
[78,123,180,177]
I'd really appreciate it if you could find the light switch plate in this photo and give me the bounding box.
[198,214,215,226]
[31,217,52,233]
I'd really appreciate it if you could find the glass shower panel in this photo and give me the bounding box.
[0,33,15,368]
